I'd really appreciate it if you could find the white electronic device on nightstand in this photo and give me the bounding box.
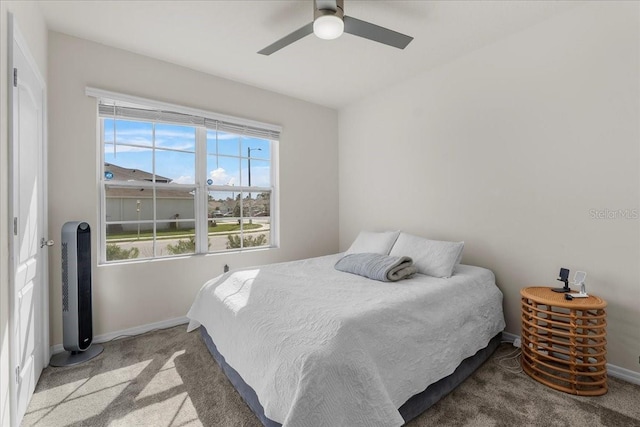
[572,271,589,297]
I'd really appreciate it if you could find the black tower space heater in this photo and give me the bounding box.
[50,221,104,367]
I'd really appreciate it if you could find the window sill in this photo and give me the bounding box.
[98,245,278,267]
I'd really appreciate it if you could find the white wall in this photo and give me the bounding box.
[0,2,48,425]
[48,32,339,347]
[339,2,639,373]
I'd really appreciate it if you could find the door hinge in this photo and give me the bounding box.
[15,366,20,384]
[13,217,18,235]
[13,68,18,87]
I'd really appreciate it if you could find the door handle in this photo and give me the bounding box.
[40,238,54,248]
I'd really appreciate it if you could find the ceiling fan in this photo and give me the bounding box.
[258,0,414,55]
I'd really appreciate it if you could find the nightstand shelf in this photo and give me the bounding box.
[520,286,607,396]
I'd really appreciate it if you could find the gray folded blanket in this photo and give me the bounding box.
[335,253,417,282]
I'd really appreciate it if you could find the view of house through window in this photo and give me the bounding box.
[100,103,277,263]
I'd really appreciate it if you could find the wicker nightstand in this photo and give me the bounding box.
[520,286,607,396]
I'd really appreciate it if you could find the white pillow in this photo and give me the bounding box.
[345,230,400,255]
[389,233,464,278]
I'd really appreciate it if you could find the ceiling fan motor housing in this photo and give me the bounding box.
[314,0,344,20]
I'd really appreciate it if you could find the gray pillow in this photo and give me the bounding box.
[345,230,400,255]
[389,233,464,278]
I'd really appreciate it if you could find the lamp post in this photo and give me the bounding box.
[247,147,261,221]
[247,147,262,188]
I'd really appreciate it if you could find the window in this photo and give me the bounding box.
[93,89,280,263]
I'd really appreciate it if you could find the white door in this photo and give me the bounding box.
[9,15,48,427]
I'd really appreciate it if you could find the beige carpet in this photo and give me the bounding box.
[23,326,640,426]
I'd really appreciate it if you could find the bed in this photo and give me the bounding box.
[187,253,505,427]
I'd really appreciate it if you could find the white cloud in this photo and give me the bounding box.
[207,132,239,141]
[104,144,149,154]
[106,127,196,151]
[154,129,196,139]
[209,168,236,186]
[172,175,195,184]
[105,128,152,145]
[105,142,195,153]
[155,140,196,151]
[208,166,270,187]
[155,128,196,151]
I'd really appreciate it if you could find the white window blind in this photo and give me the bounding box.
[88,87,282,141]
[98,104,280,140]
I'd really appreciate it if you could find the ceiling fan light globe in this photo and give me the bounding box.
[313,15,344,40]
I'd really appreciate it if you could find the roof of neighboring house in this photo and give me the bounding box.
[104,163,171,183]
[104,163,193,199]
[105,187,194,199]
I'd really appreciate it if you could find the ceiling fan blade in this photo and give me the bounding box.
[343,16,413,50]
[258,22,314,55]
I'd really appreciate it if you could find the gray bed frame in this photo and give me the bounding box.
[200,326,502,426]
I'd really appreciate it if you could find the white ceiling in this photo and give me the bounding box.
[38,0,578,109]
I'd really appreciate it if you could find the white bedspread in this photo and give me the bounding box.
[187,254,505,427]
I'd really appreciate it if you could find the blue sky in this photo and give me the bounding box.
[104,119,271,187]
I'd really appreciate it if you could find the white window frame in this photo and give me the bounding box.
[88,87,280,264]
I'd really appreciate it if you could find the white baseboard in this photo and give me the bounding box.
[50,316,189,355]
[607,364,640,385]
[502,331,519,343]
[499,331,640,385]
